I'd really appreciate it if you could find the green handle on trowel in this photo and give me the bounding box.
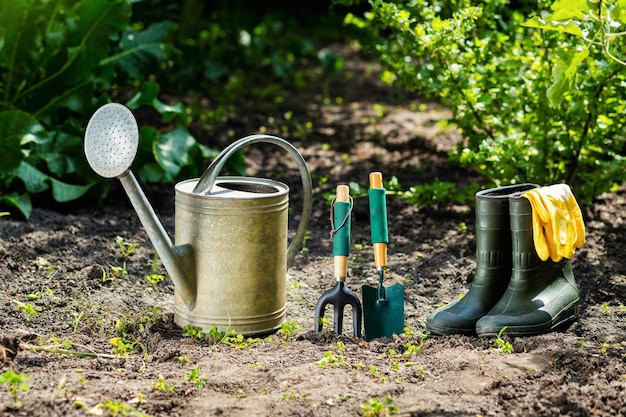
[332,185,351,257]
[369,172,388,271]
[369,172,388,245]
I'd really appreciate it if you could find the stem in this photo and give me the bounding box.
[19,342,120,359]
[599,0,626,66]
[10,4,113,105]
[565,65,624,184]
[33,76,94,118]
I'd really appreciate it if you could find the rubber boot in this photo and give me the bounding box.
[426,183,539,335]
[475,194,580,337]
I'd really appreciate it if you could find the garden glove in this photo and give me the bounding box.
[521,184,585,262]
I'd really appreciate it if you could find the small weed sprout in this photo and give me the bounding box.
[144,251,165,288]
[116,236,139,259]
[186,367,207,388]
[109,337,138,356]
[151,376,175,392]
[278,319,302,340]
[12,300,42,317]
[182,324,205,340]
[0,370,30,408]
[103,400,151,417]
[109,262,128,280]
[317,342,348,368]
[361,396,399,417]
[494,327,514,354]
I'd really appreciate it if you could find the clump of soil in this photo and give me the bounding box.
[1,48,625,417]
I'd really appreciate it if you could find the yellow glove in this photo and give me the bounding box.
[521,184,585,262]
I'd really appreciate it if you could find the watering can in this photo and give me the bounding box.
[84,103,312,335]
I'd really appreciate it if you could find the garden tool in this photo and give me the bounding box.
[361,172,404,341]
[426,183,539,336]
[84,103,313,336]
[475,190,582,337]
[314,185,362,337]
[521,184,585,262]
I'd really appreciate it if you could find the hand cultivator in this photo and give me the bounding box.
[314,185,362,337]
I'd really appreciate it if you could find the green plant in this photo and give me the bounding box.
[0,1,221,218]
[186,367,207,388]
[346,0,626,203]
[361,396,399,417]
[108,263,128,280]
[317,342,349,368]
[109,337,138,356]
[494,327,514,354]
[103,399,152,417]
[12,300,43,317]
[144,251,165,288]
[182,324,206,340]
[277,319,303,340]
[151,376,175,392]
[0,370,30,408]
[115,236,139,260]
[525,0,626,105]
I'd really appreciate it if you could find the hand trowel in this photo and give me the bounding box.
[362,172,405,341]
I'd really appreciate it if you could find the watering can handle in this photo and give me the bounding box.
[193,134,313,266]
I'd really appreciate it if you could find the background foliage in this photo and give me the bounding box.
[1,0,625,218]
[0,0,346,217]
[345,0,626,203]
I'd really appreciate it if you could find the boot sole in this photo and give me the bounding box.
[476,299,580,337]
[426,323,476,337]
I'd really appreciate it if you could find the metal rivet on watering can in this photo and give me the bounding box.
[84,103,312,336]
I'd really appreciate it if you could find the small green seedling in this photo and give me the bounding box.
[115,236,139,259]
[12,300,42,317]
[151,376,175,392]
[277,319,302,340]
[182,324,205,340]
[0,370,30,408]
[103,400,151,417]
[186,367,207,388]
[144,251,165,288]
[109,337,137,356]
[361,396,399,417]
[494,327,514,354]
[317,342,348,368]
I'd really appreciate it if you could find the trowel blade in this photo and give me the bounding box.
[362,283,405,341]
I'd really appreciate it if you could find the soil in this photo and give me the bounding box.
[1,47,626,417]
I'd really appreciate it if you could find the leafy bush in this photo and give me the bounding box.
[345,0,626,203]
[0,1,347,217]
[0,0,204,217]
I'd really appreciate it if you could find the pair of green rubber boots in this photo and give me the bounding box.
[426,184,581,337]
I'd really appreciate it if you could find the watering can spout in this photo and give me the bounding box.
[83,102,197,310]
[121,172,198,311]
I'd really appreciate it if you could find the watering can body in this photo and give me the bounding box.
[173,177,290,335]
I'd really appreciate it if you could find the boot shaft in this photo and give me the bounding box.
[474,184,539,274]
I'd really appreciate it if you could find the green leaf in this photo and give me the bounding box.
[126,81,185,122]
[14,161,49,194]
[523,16,584,38]
[105,21,176,79]
[0,111,47,172]
[50,178,94,202]
[153,127,197,182]
[547,48,589,107]
[0,193,32,218]
[551,0,589,13]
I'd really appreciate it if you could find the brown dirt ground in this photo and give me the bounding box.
[1,48,626,417]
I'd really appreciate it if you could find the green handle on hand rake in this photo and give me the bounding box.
[332,184,351,257]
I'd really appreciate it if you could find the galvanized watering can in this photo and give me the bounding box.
[84,103,312,335]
